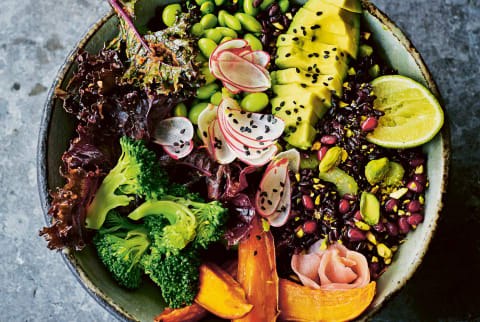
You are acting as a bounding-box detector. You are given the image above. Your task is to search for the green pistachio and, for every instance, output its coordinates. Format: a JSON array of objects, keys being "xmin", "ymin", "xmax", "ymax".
[
  {"xmin": 365, "ymin": 157, "xmax": 390, "ymax": 185},
  {"xmin": 360, "ymin": 192, "xmax": 380, "ymax": 225},
  {"xmin": 384, "ymin": 161, "xmax": 405, "ymax": 186},
  {"xmin": 319, "ymin": 147, "xmax": 343, "ymax": 173}
]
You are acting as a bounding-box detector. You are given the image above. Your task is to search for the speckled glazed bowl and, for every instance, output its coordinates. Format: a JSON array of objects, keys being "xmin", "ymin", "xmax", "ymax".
[{"xmin": 37, "ymin": 0, "xmax": 450, "ymax": 320}]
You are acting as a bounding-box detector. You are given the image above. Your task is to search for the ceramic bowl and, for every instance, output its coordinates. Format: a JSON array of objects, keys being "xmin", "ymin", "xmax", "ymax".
[{"xmin": 37, "ymin": 0, "xmax": 450, "ymax": 320}]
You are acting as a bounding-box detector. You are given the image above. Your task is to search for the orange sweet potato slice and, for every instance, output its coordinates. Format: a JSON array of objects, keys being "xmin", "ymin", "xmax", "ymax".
[
  {"xmin": 153, "ymin": 305, "xmax": 207, "ymax": 322},
  {"xmin": 235, "ymin": 216, "xmax": 279, "ymax": 322},
  {"xmin": 195, "ymin": 262, "xmax": 254, "ymax": 319},
  {"xmin": 279, "ymin": 279, "xmax": 376, "ymax": 322}
]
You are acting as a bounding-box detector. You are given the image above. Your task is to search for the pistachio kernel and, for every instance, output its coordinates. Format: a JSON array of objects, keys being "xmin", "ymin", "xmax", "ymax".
[{"xmin": 377, "ymin": 243, "xmax": 393, "ymax": 259}]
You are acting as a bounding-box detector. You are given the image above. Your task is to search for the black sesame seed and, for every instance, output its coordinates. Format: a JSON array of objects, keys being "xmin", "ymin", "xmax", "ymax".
[
  {"xmin": 294, "ymin": 108, "xmax": 299, "ymax": 113},
  {"xmin": 233, "ymin": 119, "xmax": 238, "ymax": 124},
  {"xmin": 285, "ymin": 53, "xmax": 291, "ymax": 57},
  {"xmin": 254, "ymin": 251, "xmax": 258, "ymax": 256},
  {"xmin": 295, "ymin": 67, "xmax": 300, "ymax": 73},
  {"xmin": 180, "ymin": 128, "xmax": 186, "ymax": 134},
  {"xmin": 328, "ymin": 76, "xmax": 334, "ymax": 80},
  {"xmin": 292, "ymin": 37, "xmax": 299, "ymax": 41},
  {"xmin": 286, "ymin": 110, "xmax": 292, "ymax": 115},
  {"xmin": 312, "ymin": 36, "xmax": 317, "ymax": 42},
  {"xmin": 281, "ymin": 37, "xmax": 286, "ymax": 41},
  {"xmin": 293, "ymin": 28, "xmax": 297, "ymax": 33},
  {"xmin": 297, "ymin": 116, "xmax": 302, "ymax": 121},
  {"xmin": 275, "ymin": 107, "xmax": 281, "ymax": 111},
  {"xmin": 323, "ymin": 82, "xmax": 329, "ymax": 86},
  {"xmin": 316, "ymin": 11, "xmax": 323, "ymax": 15},
  {"xmin": 265, "ymin": 125, "xmax": 270, "ymax": 133},
  {"xmin": 203, "ymin": 131, "xmax": 207, "ymax": 137},
  {"xmin": 280, "ymin": 101, "xmax": 285, "ymax": 107},
  {"xmin": 300, "ymin": 83, "xmax": 307, "ymax": 88},
  {"xmin": 256, "ymin": 235, "xmax": 261, "ymax": 240},
  {"xmin": 256, "ymin": 136, "xmax": 263, "ymax": 140},
  {"xmin": 267, "ymin": 200, "xmax": 273, "ymax": 205}
]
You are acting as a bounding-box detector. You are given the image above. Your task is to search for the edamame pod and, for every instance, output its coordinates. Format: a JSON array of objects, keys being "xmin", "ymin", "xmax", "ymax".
[
  {"xmin": 198, "ymin": 38, "xmax": 218, "ymax": 58},
  {"xmin": 223, "ymin": 12, "xmax": 242, "ymax": 31},
  {"xmin": 243, "ymin": 0, "xmax": 259, "ymax": 16},
  {"xmin": 195, "ymin": 53, "xmax": 208, "ymax": 63},
  {"xmin": 210, "ymin": 91, "xmax": 223, "ymax": 105},
  {"xmin": 260, "ymin": 0, "xmax": 275, "ymax": 10},
  {"xmin": 173, "ymin": 103, "xmax": 188, "ymax": 117},
  {"xmin": 218, "ymin": 10, "xmax": 228, "ymax": 27},
  {"xmin": 200, "ymin": 66, "xmax": 216, "ymax": 84},
  {"xmin": 195, "ymin": 0, "xmax": 208, "ymax": 5},
  {"xmin": 191, "ymin": 23, "xmax": 204, "ymax": 36},
  {"xmin": 220, "ymin": 36, "xmax": 233, "ymax": 43},
  {"xmin": 200, "ymin": 1, "xmax": 215, "ymax": 15},
  {"xmin": 189, "ymin": 102, "xmax": 209, "ymax": 124},
  {"xmin": 162, "ymin": 4, "xmax": 182, "ymax": 27},
  {"xmin": 235, "ymin": 13, "xmax": 262, "ymax": 32},
  {"xmin": 196, "ymin": 83, "xmax": 220, "ymax": 100},
  {"xmin": 278, "ymin": 0, "xmax": 290, "ymax": 13},
  {"xmin": 204, "ymin": 28, "xmax": 223, "ymax": 43},
  {"xmin": 215, "ymin": 27, "xmax": 238, "ymax": 38},
  {"xmin": 214, "ymin": 0, "xmax": 225, "ymax": 5},
  {"xmin": 244, "ymin": 33, "xmax": 263, "ymax": 51},
  {"xmin": 240, "ymin": 92, "xmax": 269, "ymax": 112},
  {"xmin": 200, "ymin": 14, "xmax": 218, "ymax": 29}
]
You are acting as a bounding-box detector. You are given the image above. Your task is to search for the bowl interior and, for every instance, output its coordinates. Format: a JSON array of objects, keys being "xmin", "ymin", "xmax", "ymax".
[{"xmin": 39, "ymin": 1, "xmax": 448, "ymax": 321}]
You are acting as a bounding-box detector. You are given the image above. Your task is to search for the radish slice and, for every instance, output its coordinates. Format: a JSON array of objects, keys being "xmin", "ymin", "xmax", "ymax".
[
  {"xmin": 223, "ymin": 82, "xmax": 241, "ymax": 94},
  {"xmin": 268, "ymin": 175, "xmax": 292, "ymax": 227},
  {"xmin": 209, "ymin": 39, "xmax": 249, "ymax": 77},
  {"xmin": 152, "ymin": 117, "xmax": 194, "ymax": 146},
  {"xmin": 240, "ymin": 50, "xmax": 270, "ymax": 67},
  {"xmin": 211, "ymin": 119, "xmax": 237, "ymax": 164},
  {"xmin": 211, "ymin": 57, "xmax": 265, "ymax": 93},
  {"xmin": 162, "ymin": 140, "xmax": 194, "ymax": 160},
  {"xmin": 275, "ymin": 149, "xmax": 301, "ymax": 173},
  {"xmin": 222, "ymin": 107, "xmax": 285, "ymax": 142},
  {"xmin": 255, "ymin": 158, "xmax": 289, "ymax": 217},
  {"xmin": 234, "ymin": 143, "xmax": 278, "ymax": 167},
  {"xmin": 216, "ymin": 51, "xmax": 271, "ymax": 90},
  {"xmin": 198, "ymin": 104, "xmax": 218, "ymax": 157}
]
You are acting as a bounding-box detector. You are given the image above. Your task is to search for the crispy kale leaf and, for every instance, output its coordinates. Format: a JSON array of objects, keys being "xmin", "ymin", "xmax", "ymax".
[{"xmin": 109, "ymin": 0, "xmax": 200, "ymax": 96}]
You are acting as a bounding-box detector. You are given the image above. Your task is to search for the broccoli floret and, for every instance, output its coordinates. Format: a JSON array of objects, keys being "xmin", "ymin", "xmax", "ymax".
[
  {"xmin": 128, "ymin": 200, "xmax": 197, "ymax": 255},
  {"xmin": 165, "ymin": 196, "xmax": 228, "ymax": 249},
  {"xmin": 86, "ymin": 136, "xmax": 168, "ymax": 229},
  {"xmin": 167, "ymin": 183, "xmax": 203, "ymax": 201},
  {"xmin": 93, "ymin": 211, "xmax": 151, "ymax": 289},
  {"xmin": 143, "ymin": 246, "xmax": 201, "ymax": 308}
]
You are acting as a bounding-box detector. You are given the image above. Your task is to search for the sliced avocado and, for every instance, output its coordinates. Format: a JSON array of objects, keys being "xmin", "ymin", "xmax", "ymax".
[
  {"xmin": 300, "ymin": 153, "xmax": 320, "ymax": 169},
  {"xmin": 323, "ymin": 0, "xmax": 362, "ymax": 13},
  {"xmin": 318, "ymin": 167, "xmax": 358, "ymax": 196},
  {"xmin": 273, "ymin": 67, "xmax": 343, "ymax": 95},
  {"xmin": 284, "ymin": 121, "xmax": 317, "ymax": 150},
  {"xmin": 276, "ymin": 46, "xmax": 348, "ymax": 76},
  {"xmin": 271, "ymin": 93, "xmax": 327, "ymax": 121},
  {"xmin": 384, "ymin": 161, "xmax": 405, "ymax": 186},
  {"xmin": 360, "ymin": 192, "xmax": 380, "ymax": 225},
  {"xmin": 273, "ymin": 84, "xmax": 333, "ymax": 108},
  {"xmin": 276, "ymin": 36, "xmax": 349, "ymax": 64},
  {"xmin": 365, "ymin": 157, "xmax": 390, "ymax": 185},
  {"xmin": 289, "ymin": 7, "xmax": 359, "ymax": 37}
]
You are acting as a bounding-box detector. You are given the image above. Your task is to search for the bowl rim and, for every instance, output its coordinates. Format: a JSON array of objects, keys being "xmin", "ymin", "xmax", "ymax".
[{"xmin": 37, "ymin": 1, "xmax": 451, "ymax": 321}]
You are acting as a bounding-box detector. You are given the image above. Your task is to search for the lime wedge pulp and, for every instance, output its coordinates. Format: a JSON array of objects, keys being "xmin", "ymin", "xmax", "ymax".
[{"xmin": 367, "ymin": 75, "xmax": 444, "ymax": 148}]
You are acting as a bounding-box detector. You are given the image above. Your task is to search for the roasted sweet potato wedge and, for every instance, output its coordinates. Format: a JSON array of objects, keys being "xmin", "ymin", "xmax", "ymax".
[
  {"xmin": 279, "ymin": 279, "xmax": 376, "ymax": 321},
  {"xmin": 195, "ymin": 262, "xmax": 253, "ymax": 319},
  {"xmin": 235, "ymin": 216, "xmax": 279, "ymax": 322},
  {"xmin": 153, "ymin": 305, "xmax": 207, "ymax": 322}
]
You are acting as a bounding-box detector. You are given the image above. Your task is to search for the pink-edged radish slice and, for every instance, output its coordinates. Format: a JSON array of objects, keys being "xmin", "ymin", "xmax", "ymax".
[
  {"xmin": 223, "ymin": 107, "xmax": 285, "ymax": 142},
  {"xmin": 152, "ymin": 117, "xmax": 194, "ymax": 146},
  {"xmin": 223, "ymin": 82, "xmax": 241, "ymax": 94},
  {"xmin": 197, "ymin": 104, "xmax": 218, "ymax": 156},
  {"xmin": 268, "ymin": 175, "xmax": 292, "ymax": 227},
  {"xmin": 255, "ymin": 158, "xmax": 289, "ymax": 217},
  {"xmin": 211, "ymin": 119, "xmax": 237, "ymax": 164},
  {"xmin": 211, "ymin": 57, "xmax": 261, "ymax": 93},
  {"xmin": 215, "ymin": 51, "xmax": 271, "ymax": 90},
  {"xmin": 234, "ymin": 143, "xmax": 278, "ymax": 167},
  {"xmin": 162, "ymin": 140, "xmax": 194, "ymax": 160},
  {"xmin": 274, "ymin": 149, "xmax": 301, "ymax": 173},
  {"xmin": 217, "ymin": 105, "xmax": 275, "ymax": 149},
  {"xmin": 240, "ymin": 50, "xmax": 270, "ymax": 68},
  {"xmin": 209, "ymin": 39, "xmax": 249, "ymax": 75}
]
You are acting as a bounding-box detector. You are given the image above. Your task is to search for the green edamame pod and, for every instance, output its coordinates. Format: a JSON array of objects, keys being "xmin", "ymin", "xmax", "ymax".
[
  {"xmin": 198, "ymin": 38, "xmax": 218, "ymax": 58},
  {"xmin": 195, "ymin": 0, "xmax": 208, "ymax": 5},
  {"xmin": 223, "ymin": 12, "xmax": 242, "ymax": 31},
  {"xmin": 214, "ymin": 0, "xmax": 225, "ymax": 5},
  {"xmin": 243, "ymin": 0, "xmax": 259, "ymax": 16},
  {"xmin": 218, "ymin": 10, "xmax": 228, "ymax": 27},
  {"xmin": 240, "ymin": 93, "xmax": 269, "ymax": 112},
  {"xmin": 210, "ymin": 91, "xmax": 223, "ymax": 105},
  {"xmin": 204, "ymin": 29, "xmax": 223, "ymax": 43},
  {"xmin": 244, "ymin": 33, "xmax": 263, "ymax": 51},
  {"xmin": 200, "ymin": 66, "xmax": 216, "ymax": 84},
  {"xmin": 189, "ymin": 102, "xmax": 209, "ymax": 125},
  {"xmin": 235, "ymin": 13, "xmax": 262, "ymax": 33},
  {"xmin": 220, "ymin": 36, "xmax": 233, "ymax": 43},
  {"xmin": 216, "ymin": 27, "xmax": 238, "ymax": 38},
  {"xmin": 162, "ymin": 4, "xmax": 182, "ymax": 27},
  {"xmin": 196, "ymin": 83, "xmax": 220, "ymax": 100},
  {"xmin": 278, "ymin": 0, "xmax": 290, "ymax": 13},
  {"xmin": 222, "ymin": 87, "xmax": 234, "ymax": 98},
  {"xmin": 195, "ymin": 53, "xmax": 208, "ymax": 63},
  {"xmin": 260, "ymin": 0, "xmax": 275, "ymax": 10},
  {"xmin": 200, "ymin": 1, "xmax": 215, "ymax": 15},
  {"xmin": 200, "ymin": 14, "xmax": 218, "ymax": 29},
  {"xmin": 173, "ymin": 103, "xmax": 188, "ymax": 117},
  {"xmin": 191, "ymin": 23, "xmax": 204, "ymax": 37}
]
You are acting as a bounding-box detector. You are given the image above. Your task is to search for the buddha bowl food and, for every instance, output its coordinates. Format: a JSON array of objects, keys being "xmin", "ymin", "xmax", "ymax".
[{"xmin": 38, "ymin": 0, "xmax": 448, "ymax": 320}]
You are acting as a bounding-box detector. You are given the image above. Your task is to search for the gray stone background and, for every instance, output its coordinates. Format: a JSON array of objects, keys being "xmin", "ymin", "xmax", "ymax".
[{"xmin": 0, "ymin": 0, "xmax": 479, "ymax": 321}]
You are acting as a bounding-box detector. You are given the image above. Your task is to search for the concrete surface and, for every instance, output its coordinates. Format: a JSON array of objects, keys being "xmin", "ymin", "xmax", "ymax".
[{"xmin": 0, "ymin": 0, "xmax": 479, "ymax": 321}]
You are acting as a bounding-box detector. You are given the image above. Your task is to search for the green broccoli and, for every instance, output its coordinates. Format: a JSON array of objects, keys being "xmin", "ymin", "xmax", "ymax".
[
  {"xmin": 167, "ymin": 183, "xmax": 203, "ymax": 201},
  {"xmin": 93, "ymin": 211, "xmax": 151, "ymax": 289},
  {"xmin": 142, "ymin": 246, "xmax": 201, "ymax": 308},
  {"xmin": 165, "ymin": 196, "xmax": 228, "ymax": 249},
  {"xmin": 128, "ymin": 200, "xmax": 197, "ymax": 255},
  {"xmin": 86, "ymin": 136, "xmax": 168, "ymax": 230}
]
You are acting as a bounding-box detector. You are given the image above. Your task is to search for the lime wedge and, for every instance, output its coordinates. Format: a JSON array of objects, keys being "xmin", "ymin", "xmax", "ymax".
[{"xmin": 367, "ymin": 75, "xmax": 444, "ymax": 148}]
